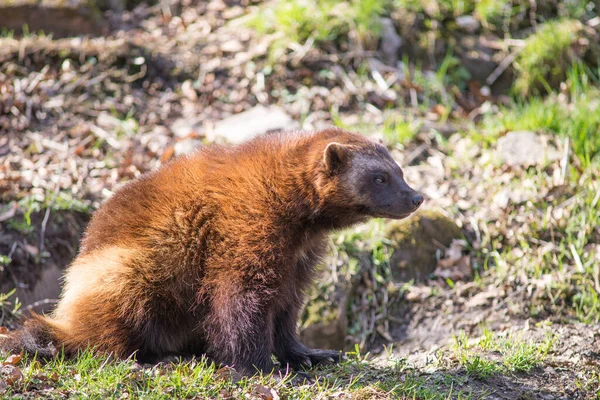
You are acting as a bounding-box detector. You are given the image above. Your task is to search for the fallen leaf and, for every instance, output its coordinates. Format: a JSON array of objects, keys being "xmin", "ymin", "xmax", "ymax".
[
  {"xmin": 0, "ymin": 327, "xmax": 8, "ymax": 334},
  {"xmin": 252, "ymin": 383, "xmax": 280, "ymax": 400},
  {"xmin": 3, "ymin": 354, "xmax": 21, "ymax": 366},
  {"xmin": 405, "ymin": 286, "xmax": 432, "ymax": 302},
  {"xmin": 434, "ymin": 256, "xmax": 472, "ymax": 281},
  {"xmin": 434, "ymin": 240, "xmax": 472, "ymax": 281},
  {"xmin": 466, "ymin": 288, "xmax": 504, "ymax": 308},
  {"xmin": 431, "ymin": 104, "xmax": 447, "ymax": 117},
  {"xmin": 3, "ymin": 365, "xmax": 23, "ymax": 386}
]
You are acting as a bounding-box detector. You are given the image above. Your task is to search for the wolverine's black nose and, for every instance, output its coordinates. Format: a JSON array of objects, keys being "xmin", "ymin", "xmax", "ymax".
[{"xmin": 412, "ymin": 194, "xmax": 424, "ymax": 207}]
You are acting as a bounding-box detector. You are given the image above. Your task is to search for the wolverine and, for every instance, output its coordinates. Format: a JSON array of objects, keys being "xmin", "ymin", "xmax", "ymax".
[{"xmin": 1, "ymin": 127, "xmax": 423, "ymax": 375}]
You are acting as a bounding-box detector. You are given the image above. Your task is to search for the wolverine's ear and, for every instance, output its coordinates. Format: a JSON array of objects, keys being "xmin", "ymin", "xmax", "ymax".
[{"xmin": 323, "ymin": 142, "xmax": 348, "ymax": 173}]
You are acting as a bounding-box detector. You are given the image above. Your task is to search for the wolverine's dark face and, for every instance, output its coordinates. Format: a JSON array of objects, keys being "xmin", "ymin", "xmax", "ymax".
[{"xmin": 322, "ymin": 141, "xmax": 423, "ymax": 219}]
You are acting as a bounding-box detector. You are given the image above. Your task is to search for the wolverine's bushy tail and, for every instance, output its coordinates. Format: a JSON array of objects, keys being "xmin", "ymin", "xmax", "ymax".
[{"xmin": 0, "ymin": 313, "xmax": 63, "ymax": 360}]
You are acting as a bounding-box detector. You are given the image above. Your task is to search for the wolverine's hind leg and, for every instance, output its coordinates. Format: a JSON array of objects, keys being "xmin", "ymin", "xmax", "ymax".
[{"xmin": 50, "ymin": 246, "xmax": 156, "ymax": 360}]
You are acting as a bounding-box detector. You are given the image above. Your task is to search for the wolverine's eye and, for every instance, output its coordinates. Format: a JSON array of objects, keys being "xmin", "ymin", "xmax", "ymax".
[{"xmin": 374, "ymin": 175, "xmax": 386, "ymax": 184}]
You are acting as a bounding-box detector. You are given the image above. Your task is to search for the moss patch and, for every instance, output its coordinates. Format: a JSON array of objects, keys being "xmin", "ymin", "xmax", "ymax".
[{"xmin": 386, "ymin": 209, "xmax": 463, "ymax": 282}]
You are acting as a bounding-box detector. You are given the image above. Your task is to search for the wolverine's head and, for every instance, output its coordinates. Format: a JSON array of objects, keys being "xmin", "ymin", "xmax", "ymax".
[{"xmin": 315, "ymin": 132, "xmax": 423, "ymax": 221}]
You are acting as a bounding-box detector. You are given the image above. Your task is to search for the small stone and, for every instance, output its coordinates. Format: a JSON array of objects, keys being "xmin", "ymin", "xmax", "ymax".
[
  {"xmin": 496, "ymin": 131, "xmax": 560, "ymax": 167},
  {"xmin": 220, "ymin": 39, "xmax": 244, "ymax": 53},
  {"xmin": 456, "ymin": 15, "xmax": 480, "ymax": 33},
  {"xmin": 210, "ymin": 105, "xmax": 298, "ymax": 145},
  {"xmin": 222, "ymin": 6, "xmax": 244, "ymax": 19},
  {"xmin": 181, "ymin": 80, "xmax": 198, "ymax": 101},
  {"xmin": 97, "ymin": 112, "xmax": 121, "ymax": 130},
  {"xmin": 170, "ymin": 118, "xmax": 203, "ymax": 138},
  {"xmin": 493, "ymin": 189, "xmax": 510, "ymax": 209},
  {"xmin": 544, "ymin": 366, "xmax": 556, "ymax": 375},
  {"xmin": 174, "ymin": 139, "xmax": 203, "ymax": 157}
]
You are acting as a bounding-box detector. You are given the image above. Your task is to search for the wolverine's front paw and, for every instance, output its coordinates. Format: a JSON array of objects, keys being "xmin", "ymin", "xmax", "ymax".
[
  {"xmin": 280, "ymin": 348, "xmax": 343, "ymax": 370},
  {"xmin": 307, "ymin": 348, "xmax": 343, "ymax": 366}
]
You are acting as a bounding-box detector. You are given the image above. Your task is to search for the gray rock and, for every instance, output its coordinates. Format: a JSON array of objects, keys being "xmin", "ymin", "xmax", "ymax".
[
  {"xmin": 379, "ymin": 18, "xmax": 403, "ymax": 65},
  {"xmin": 209, "ymin": 105, "xmax": 298, "ymax": 144},
  {"xmin": 170, "ymin": 118, "xmax": 204, "ymax": 138},
  {"xmin": 174, "ymin": 139, "xmax": 203, "ymax": 157},
  {"xmin": 497, "ymin": 131, "xmax": 560, "ymax": 167},
  {"xmin": 456, "ymin": 15, "xmax": 480, "ymax": 33},
  {"xmin": 220, "ymin": 39, "xmax": 244, "ymax": 53}
]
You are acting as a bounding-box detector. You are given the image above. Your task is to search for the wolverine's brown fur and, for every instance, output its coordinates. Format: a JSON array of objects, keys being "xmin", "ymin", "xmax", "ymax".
[{"xmin": 1, "ymin": 128, "xmax": 422, "ymax": 374}]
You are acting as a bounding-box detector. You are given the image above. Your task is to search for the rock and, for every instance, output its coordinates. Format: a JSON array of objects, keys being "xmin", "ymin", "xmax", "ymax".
[
  {"xmin": 379, "ymin": 18, "xmax": 403, "ymax": 66},
  {"xmin": 174, "ymin": 139, "xmax": 203, "ymax": 157},
  {"xmin": 222, "ymin": 6, "xmax": 244, "ymax": 20},
  {"xmin": 209, "ymin": 106, "xmax": 299, "ymax": 144},
  {"xmin": 220, "ymin": 39, "xmax": 244, "ymax": 53},
  {"xmin": 386, "ymin": 209, "xmax": 463, "ymax": 282},
  {"xmin": 496, "ymin": 131, "xmax": 560, "ymax": 167},
  {"xmin": 170, "ymin": 118, "xmax": 204, "ymax": 138},
  {"xmin": 0, "ymin": 0, "xmax": 106, "ymax": 38},
  {"xmin": 456, "ymin": 15, "xmax": 480, "ymax": 33}
]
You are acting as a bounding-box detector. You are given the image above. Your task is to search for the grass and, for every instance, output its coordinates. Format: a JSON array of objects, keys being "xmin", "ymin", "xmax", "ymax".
[
  {"xmin": 3, "ymin": 192, "xmax": 91, "ymax": 235},
  {"xmin": 0, "ymin": 326, "xmax": 560, "ymax": 398},
  {"xmin": 481, "ymin": 61, "xmax": 600, "ymax": 166},
  {"xmin": 393, "ymin": 0, "xmax": 478, "ymax": 19},
  {"xmin": 513, "ymin": 19, "xmax": 584, "ymax": 96},
  {"xmin": 0, "ymin": 348, "xmax": 483, "ymax": 399},
  {"xmin": 393, "ymin": 0, "xmax": 595, "ymax": 27},
  {"xmin": 458, "ymin": 136, "xmax": 599, "ymax": 324},
  {"xmin": 452, "ymin": 328, "xmax": 554, "ymax": 379},
  {"xmin": 471, "ymin": 65, "xmax": 599, "ymax": 325},
  {"xmin": 247, "ymin": 0, "xmax": 387, "ymax": 62},
  {"xmin": 462, "ymin": 356, "xmax": 499, "ymax": 380},
  {"xmin": 0, "ymin": 290, "xmax": 21, "ymax": 327},
  {"xmin": 382, "ymin": 115, "xmax": 422, "ymax": 147}
]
